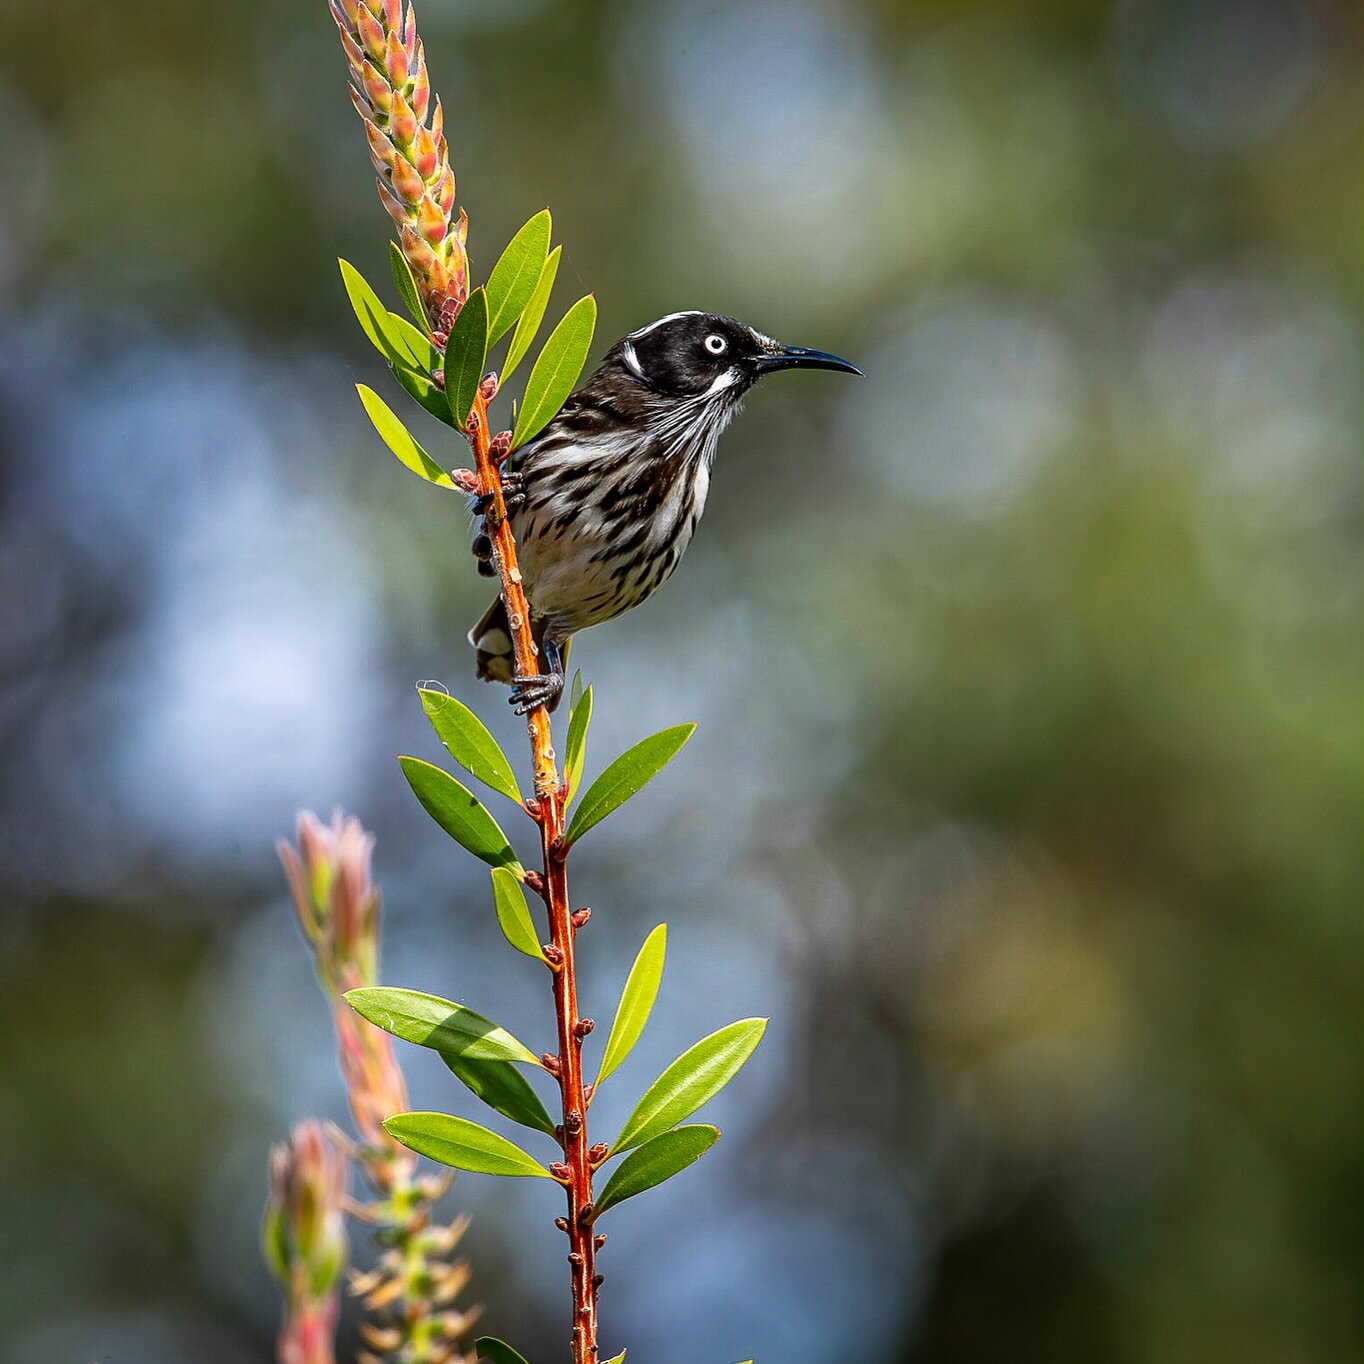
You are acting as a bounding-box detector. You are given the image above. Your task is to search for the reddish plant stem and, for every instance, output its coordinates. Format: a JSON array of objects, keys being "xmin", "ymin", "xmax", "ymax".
[
  {"xmin": 543, "ymin": 823, "xmax": 598, "ymax": 1363},
  {"xmin": 466, "ymin": 390, "xmax": 599, "ymax": 1363}
]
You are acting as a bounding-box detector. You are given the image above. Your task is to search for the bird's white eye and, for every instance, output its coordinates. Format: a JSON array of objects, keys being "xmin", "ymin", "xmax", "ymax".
[{"xmin": 704, "ymin": 333, "xmax": 727, "ymax": 355}]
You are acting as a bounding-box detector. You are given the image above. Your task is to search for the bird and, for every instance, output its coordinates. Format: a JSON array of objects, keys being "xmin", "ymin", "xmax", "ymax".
[{"xmin": 468, "ymin": 310, "xmax": 861, "ymax": 712}]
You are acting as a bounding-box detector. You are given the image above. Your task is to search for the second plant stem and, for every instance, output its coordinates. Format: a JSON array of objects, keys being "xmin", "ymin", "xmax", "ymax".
[{"xmin": 467, "ymin": 391, "xmax": 600, "ymax": 1363}]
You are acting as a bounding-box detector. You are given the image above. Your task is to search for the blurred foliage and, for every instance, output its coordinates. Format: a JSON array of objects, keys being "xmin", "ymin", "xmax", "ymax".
[{"xmin": 0, "ymin": 0, "xmax": 1360, "ymax": 1361}]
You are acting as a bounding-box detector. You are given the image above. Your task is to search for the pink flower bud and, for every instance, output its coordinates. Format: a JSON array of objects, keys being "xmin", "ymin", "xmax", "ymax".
[
  {"xmin": 412, "ymin": 124, "xmax": 439, "ymax": 182},
  {"xmin": 360, "ymin": 59, "xmax": 393, "ymax": 116},
  {"xmin": 279, "ymin": 811, "xmax": 381, "ymax": 989},
  {"xmin": 388, "ymin": 89, "xmax": 418, "ymax": 147},
  {"xmin": 391, "ymin": 153, "xmax": 425, "ymax": 207},
  {"xmin": 357, "ymin": 6, "xmax": 386, "ymax": 62},
  {"xmin": 417, "ymin": 192, "xmax": 446, "ymax": 246},
  {"xmin": 383, "ymin": 30, "xmax": 408, "ymax": 88},
  {"xmin": 377, "ymin": 177, "xmax": 410, "ymax": 230},
  {"xmin": 263, "ymin": 1120, "xmax": 348, "ymax": 1300}
]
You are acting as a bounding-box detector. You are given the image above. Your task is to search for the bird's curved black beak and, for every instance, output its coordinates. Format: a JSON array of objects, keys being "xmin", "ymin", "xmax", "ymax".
[{"xmin": 755, "ymin": 345, "xmax": 863, "ymax": 377}]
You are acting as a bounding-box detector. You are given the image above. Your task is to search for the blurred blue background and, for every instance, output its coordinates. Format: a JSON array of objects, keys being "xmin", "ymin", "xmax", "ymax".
[{"xmin": 0, "ymin": 0, "xmax": 1361, "ymax": 1360}]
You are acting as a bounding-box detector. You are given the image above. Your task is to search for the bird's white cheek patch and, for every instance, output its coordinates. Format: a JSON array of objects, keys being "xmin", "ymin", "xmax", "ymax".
[{"xmin": 701, "ymin": 368, "xmax": 742, "ymax": 397}]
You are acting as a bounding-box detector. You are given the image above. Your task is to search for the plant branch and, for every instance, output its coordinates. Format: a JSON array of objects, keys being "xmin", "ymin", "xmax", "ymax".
[{"xmin": 464, "ymin": 393, "xmax": 599, "ymax": 1363}]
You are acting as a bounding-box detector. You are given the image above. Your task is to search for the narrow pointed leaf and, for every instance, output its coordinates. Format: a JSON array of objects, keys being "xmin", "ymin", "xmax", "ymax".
[
  {"xmin": 511, "ymin": 295, "xmax": 597, "ymax": 449},
  {"xmin": 357, "ymin": 385, "xmax": 455, "ymax": 487},
  {"xmin": 563, "ymin": 723, "xmax": 696, "ymax": 849},
  {"xmin": 491, "ymin": 867, "xmax": 545, "ymax": 961},
  {"xmin": 391, "ymin": 363, "xmax": 456, "ymax": 424},
  {"xmin": 594, "ymin": 1125, "xmax": 719, "ymax": 1217},
  {"xmin": 502, "ymin": 245, "xmax": 561, "ymax": 381},
  {"xmin": 563, "ymin": 683, "xmax": 593, "ymax": 806},
  {"xmin": 347, "ymin": 986, "xmax": 540, "ymax": 1065},
  {"xmin": 596, "ymin": 923, "xmax": 666, "ymax": 1087},
  {"xmin": 398, "ymin": 757, "xmax": 522, "ymax": 874},
  {"xmin": 390, "ymin": 240, "xmax": 431, "ymax": 333},
  {"xmin": 569, "ymin": 669, "xmax": 584, "ymax": 715},
  {"xmin": 419, "ymin": 687, "xmax": 522, "ymax": 804},
  {"xmin": 444, "ymin": 286, "xmax": 489, "ymax": 428},
  {"xmin": 612, "ymin": 1018, "xmax": 766, "ymax": 1153},
  {"xmin": 603, "ymin": 1355, "xmax": 627, "ymax": 1364},
  {"xmin": 384, "ymin": 1112, "xmax": 553, "ymax": 1178},
  {"xmin": 389, "ymin": 313, "xmax": 441, "ymax": 373},
  {"xmin": 443, "ymin": 1052, "xmax": 556, "ymax": 1134},
  {"xmin": 485, "ymin": 209, "xmax": 552, "ymax": 344},
  {"xmin": 340, "ymin": 258, "xmax": 432, "ymax": 369},
  {"xmin": 476, "ymin": 1339, "xmax": 531, "ymax": 1364}
]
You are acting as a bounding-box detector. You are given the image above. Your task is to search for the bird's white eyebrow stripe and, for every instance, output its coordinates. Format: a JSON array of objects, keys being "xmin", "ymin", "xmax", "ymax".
[{"xmin": 629, "ymin": 310, "xmax": 703, "ymax": 339}]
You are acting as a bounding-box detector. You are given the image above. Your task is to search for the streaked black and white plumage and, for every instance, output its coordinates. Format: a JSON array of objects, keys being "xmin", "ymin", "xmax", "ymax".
[{"xmin": 470, "ymin": 310, "xmax": 860, "ymax": 711}]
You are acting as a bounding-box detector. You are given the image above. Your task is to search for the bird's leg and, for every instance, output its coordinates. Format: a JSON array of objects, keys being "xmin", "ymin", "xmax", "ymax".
[{"xmin": 511, "ymin": 635, "xmax": 565, "ymax": 715}]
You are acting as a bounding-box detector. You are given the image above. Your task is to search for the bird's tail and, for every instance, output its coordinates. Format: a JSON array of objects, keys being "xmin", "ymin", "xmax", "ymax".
[{"xmin": 470, "ymin": 597, "xmax": 516, "ymax": 684}]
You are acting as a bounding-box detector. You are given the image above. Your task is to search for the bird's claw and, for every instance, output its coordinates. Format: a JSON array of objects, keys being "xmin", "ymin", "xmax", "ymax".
[
  {"xmin": 510, "ymin": 671, "xmax": 563, "ymax": 715},
  {"xmin": 471, "ymin": 473, "xmax": 524, "ymax": 521}
]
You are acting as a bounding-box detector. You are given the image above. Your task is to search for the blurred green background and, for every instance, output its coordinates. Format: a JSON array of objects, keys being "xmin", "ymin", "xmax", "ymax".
[{"xmin": 0, "ymin": 0, "xmax": 1360, "ymax": 1360}]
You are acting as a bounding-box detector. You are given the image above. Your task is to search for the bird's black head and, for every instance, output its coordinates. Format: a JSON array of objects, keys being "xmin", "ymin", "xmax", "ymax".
[{"xmin": 610, "ymin": 311, "xmax": 861, "ymax": 400}]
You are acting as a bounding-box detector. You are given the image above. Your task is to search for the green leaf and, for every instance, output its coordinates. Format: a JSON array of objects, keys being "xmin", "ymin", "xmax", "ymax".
[
  {"xmin": 512, "ymin": 295, "xmax": 597, "ymax": 449},
  {"xmin": 563, "ymin": 723, "xmax": 696, "ymax": 849},
  {"xmin": 357, "ymin": 385, "xmax": 455, "ymax": 487},
  {"xmin": 594, "ymin": 1125, "xmax": 719, "ymax": 1217},
  {"xmin": 443, "ymin": 1052, "xmax": 556, "ymax": 1133},
  {"xmin": 596, "ymin": 923, "xmax": 666, "ymax": 1087},
  {"xmin": 612, "ymin": 1018, "xmax": 766, "ymax": 1154},
  {"xmin": 485, "ymin": 209, "xmax": 552, "ymax": 344},
  {"xmin": 502, "ymin": 245, "xmax": 561, "ymax": 381},
  {"xmin": 475, "ymin": 1339, "xmax": 531, "ymax": 1364},
  {"xmin": 399, "ymin": 756, "xmax": 522, "ymax": 874},
  {"xmin": 384, "ymin": 1112, "xmax": 553, "ymax": 1178},
  {"xmin": 569, "ymin": 669, "xmax": 584, "ymax": 715},
  {"xmin": 347, "ymin": 986, "xmax": 539, "ymax": 1065},
  {"xmin": 389, "ymin": 313, "xmax": 442, "ymax": 374},
  {"xmin": 602, "ymin": 1355, "xmax": 627, "ymax": 1364},
  {"xmin": 390, "ymin": 240, "xmax": 430, "ymax": 333},
  {"xmin": 563, "ymin": 683, "xmax": 593, "ymax": 806},
  {"xmin": 491, "ymin": 867, "xmax": 546, "ymax": 961},
  {"xmin": 419, "ymin": 687, "xmax": 522, "ymax": 804},
  {"xmin": 391, "ymin": 363, "xmax": 456, "ymax": 424},
  {"xmin": 444, "ymin": 286, "xmax": 489, "ymax": 428},
  {"xmin": 339, "ymin": 258, "xmax": 432, "ymax": 370}
]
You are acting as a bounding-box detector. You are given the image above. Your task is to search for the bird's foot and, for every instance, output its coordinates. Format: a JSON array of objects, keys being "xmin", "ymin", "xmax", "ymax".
[
  {"xmin": 510, "ymin": 670, "xmax": 563, "ymax": 716},
  {"xmin": 471, "ymin": 473, "xmax": 524, "ymax": 521}
]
